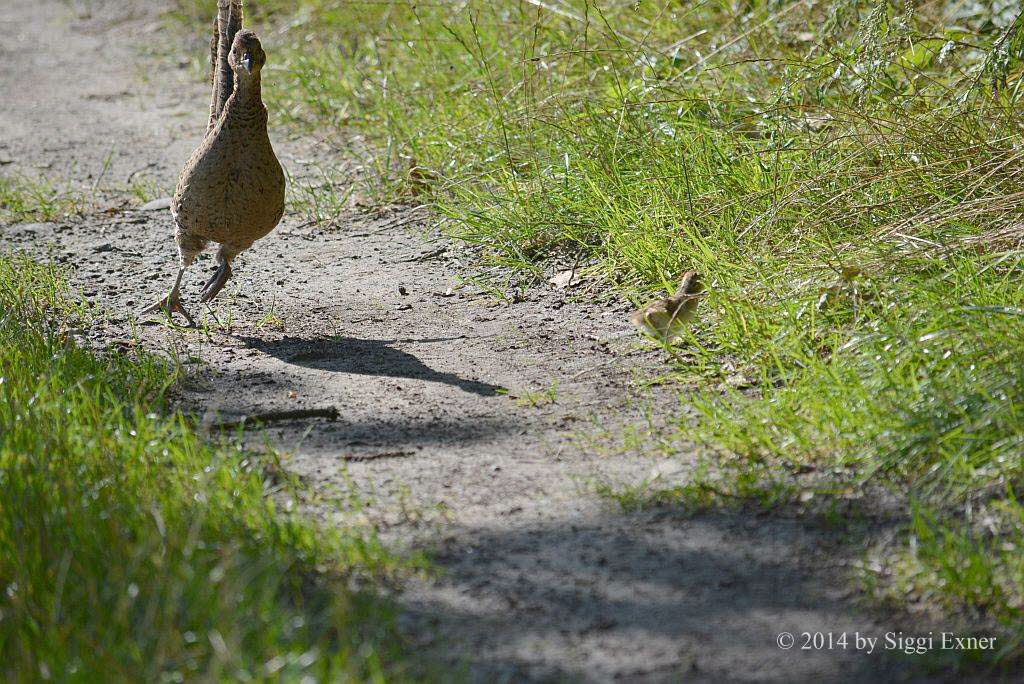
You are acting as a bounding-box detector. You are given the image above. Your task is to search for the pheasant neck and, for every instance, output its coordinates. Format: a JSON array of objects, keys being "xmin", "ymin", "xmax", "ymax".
[{"xmin": 224, "ymin": 74, "xmax": 266, "ymax": 123}]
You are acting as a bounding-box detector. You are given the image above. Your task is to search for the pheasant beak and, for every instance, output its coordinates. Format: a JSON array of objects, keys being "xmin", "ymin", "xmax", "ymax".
[{"xmin": 240, "ymin": 52, "xmax": 254, "ymax": 74}]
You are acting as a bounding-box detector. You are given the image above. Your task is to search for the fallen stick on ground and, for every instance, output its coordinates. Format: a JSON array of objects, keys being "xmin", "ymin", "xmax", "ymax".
[
  {"xmin": 208, "ymin": 407, "xmax": 340, "ymax": 431},
  {"xmin": 343, "ymin": 450, "xmax": 413, "ymax": 462},
  {"xmin": 401, "ymin": 246, "xmax": 447, "ymax": 262}
]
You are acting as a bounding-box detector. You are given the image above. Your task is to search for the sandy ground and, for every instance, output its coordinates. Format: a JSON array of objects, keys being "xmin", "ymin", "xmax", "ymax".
[{"xmin": 0, "ymin": 1, "xmax": 949, "ymax": 681}]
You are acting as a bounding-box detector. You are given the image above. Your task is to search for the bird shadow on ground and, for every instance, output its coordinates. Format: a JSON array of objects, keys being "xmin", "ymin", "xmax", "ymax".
[{"xmin": 234, "ymin": 334, "xmax": 505, "ymax": 397}]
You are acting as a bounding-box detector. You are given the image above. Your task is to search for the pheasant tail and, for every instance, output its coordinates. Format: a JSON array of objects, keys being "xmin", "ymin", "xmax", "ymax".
[
  {"xmin": 208, "ymin": 0, "xmax": 245, "ymax": 132},
  {"xmin": 206, "ymin": 16, "xmax": 219, "ymax": 131}
]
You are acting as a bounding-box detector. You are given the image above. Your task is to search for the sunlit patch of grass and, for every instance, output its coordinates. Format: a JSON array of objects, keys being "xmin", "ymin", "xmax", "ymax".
[
  {"xmin": 499, "ymin": 381, "xmax": 559, "ymax": 408},
  {"xmin": 286, "ymin": 164, "xmax": 354, "ymax": 228},
  {"xmin": 0, "ymin": 174, "xmax": 85, "ymax": 223},
  {"xmin": 126, "ymin": 176, "xmax": 167, "ymax": 205},
  {"xmin": 0, "ymin": 254, "xmax": 422, "ymax": 680}
]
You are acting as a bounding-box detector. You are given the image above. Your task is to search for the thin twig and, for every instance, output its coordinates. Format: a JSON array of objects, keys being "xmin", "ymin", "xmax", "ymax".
[
  {"xmin": 371, "ymin": 215, "xmax": 425, "ymax": 234},
  {"xmin": 401, "ymin": 246, "xmax": 448, "ymax": 262},
  {"xmin": 209, "ymin": 406, "xmax": 340, "ymax": 431},
  {"xmin": 570, "ymin": 357, "xmax": 619, "ymax": 380},
  {"xmin": 342, "ymin": 450, "xmax": 413, "ymax": 462}
]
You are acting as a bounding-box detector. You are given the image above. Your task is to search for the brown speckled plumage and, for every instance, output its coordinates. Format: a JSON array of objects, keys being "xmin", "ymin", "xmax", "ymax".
[
  {"xmin": 140, "ymin": 0, "xmax": 284, "ymax": 324},
  {"xmin": 629, "ymin": 270, "xmax": 706, "ymax": 342},
  {"xmin": 173, "ymin": 28, "xmax": 285, "ymax": 267}
]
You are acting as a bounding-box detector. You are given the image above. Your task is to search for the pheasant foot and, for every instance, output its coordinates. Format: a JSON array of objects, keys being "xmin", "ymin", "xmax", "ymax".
[
  {"xmin": 138, "ymin": 292, "xmax": 196, "ymax": 327},
  {"xmin": 138, "ymin": 267, "xmax": 195, "ymax": 326},
  {"xmin": 199, "ymin": 259, "xmax": 232, "ymax": 303}
]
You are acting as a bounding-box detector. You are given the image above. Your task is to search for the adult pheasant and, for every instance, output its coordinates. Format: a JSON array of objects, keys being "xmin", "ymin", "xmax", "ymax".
[{"xmin": 141, "ymin": 0, "xmax": 285, "ymax": 325}]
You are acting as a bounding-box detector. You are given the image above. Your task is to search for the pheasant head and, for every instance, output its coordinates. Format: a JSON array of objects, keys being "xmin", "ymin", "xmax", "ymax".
[{"xmin": 229, "ymin": 30, "xmax": 267, "ymax": 78}]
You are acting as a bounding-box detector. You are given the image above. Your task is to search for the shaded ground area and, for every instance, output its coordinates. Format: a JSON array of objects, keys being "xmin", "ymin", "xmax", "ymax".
[{"xmin": 0, "ymin": 1, "xmax": 946, "ymax": 681}]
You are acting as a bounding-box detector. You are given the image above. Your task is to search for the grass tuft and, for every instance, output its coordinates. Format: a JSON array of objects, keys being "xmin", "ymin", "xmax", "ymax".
[{"xmin": 0, "ymin": 175, "xmax": 85, "ymax": 223}]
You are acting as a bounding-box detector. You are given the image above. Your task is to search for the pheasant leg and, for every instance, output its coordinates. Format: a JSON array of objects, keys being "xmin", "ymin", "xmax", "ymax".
[
  {"xmin": 138, "ymin": 267, "xmax": 195, "ymax": 326},
  {"xmin": 199, "ymin": 254, "xmax": 232, "ymax": 303}
]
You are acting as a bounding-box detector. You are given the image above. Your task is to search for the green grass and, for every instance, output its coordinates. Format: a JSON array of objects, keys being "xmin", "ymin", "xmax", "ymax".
[
  {"xmin": 0, "ymin": 255, "xmax": 419, "ymax": 680},
  {"xmin": 169, "ymin": 0, "xmax": 1024, "ymax": 665},
  {"xmin": 0, "ymin": 175, "xmax": 85, "ymax": 223},
  {"xmin": 127, "ymin": 176, "xmax": 169, "ymax": 206},
  {"xmin": 499, "ymin": 381, "xmax": 560, "ymax": 408}
]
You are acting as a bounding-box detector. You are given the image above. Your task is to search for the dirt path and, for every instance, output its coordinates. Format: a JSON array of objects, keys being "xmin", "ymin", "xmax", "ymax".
[{"xmin": 1, "ymin": 2, "xmax": 927, "ymax": 681}]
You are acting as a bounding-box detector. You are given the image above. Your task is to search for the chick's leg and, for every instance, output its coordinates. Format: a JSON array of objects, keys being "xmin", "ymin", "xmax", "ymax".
[{"xmin": 199, "ymin": 245, "xmax": 238, "ymax": 303}]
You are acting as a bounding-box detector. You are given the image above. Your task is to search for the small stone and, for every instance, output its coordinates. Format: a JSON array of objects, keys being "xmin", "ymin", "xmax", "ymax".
[
  {"xmin": 549, "ymin": 269, "xmax": 576, "ymax": 289},
  {"xmin": 138, "ymin": 197, "xmax": 172, "ymax": 211}
]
